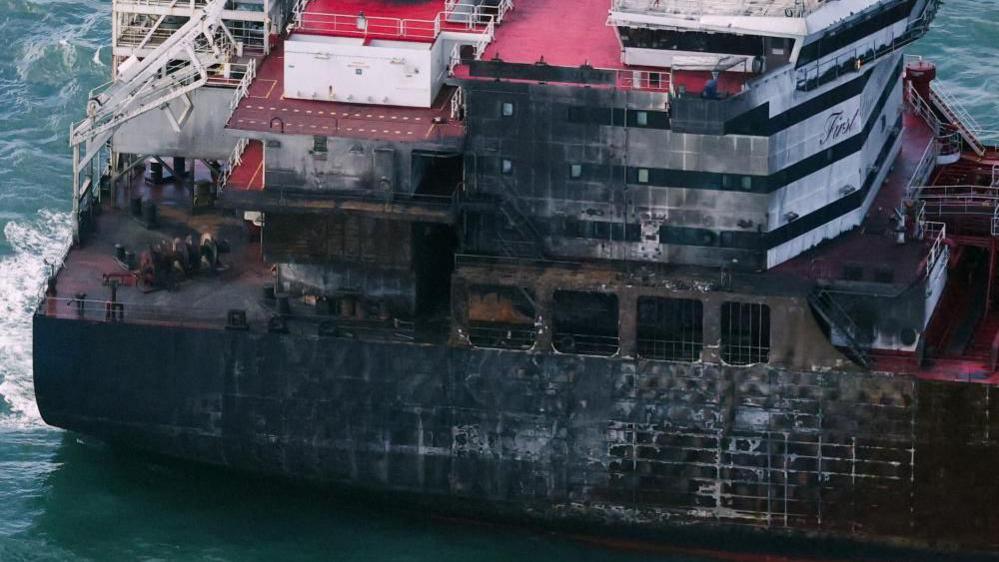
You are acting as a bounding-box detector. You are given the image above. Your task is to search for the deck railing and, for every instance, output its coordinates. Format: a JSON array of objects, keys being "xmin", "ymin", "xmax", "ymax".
[
  {"xmin": 37, "ymin": 296, "xmax": 423, "ymax": 341},
  {"xmin": 924, "ymin": 220, "xmax": 948, "ymax": 280},
  {"xmin": 612, "ymin": 0, "xmax": 817, "ymax": 18},
  {"xmin": 615, "ymin": 69, "xmax": 671, "ymax": 92},
  {"xmin": 228, "ymin": 57, "xmax": 256, "ymax": 112},
  {"xmin": 38, "ymin": 297, "xmax": 228, "ymax": 328},
  {"xmin": 914, "ymin": 186, "xmax": 999, "ymax": 217},
  {"xmin": 294, "ymin": 1, "xmax": 509, "ymax": 41},
  {"xmin": 444, "ymin": 0, "xmax": 514, "ymax": 25},
  {"xmin": 114, "ymin": 0, "xmax": 234, "ymax": 10},
  {"xmin": 795, "ymin": 2, "xmax": 939, "ymax": 93},
  {"xmin": 904, "ymin": 138, "xmax": 940, "ymax": 201},
  {"xmin": 926, "ymin": 82, "xmax": 999, "ymax": 158},
  {"xmin": 298, "ymin": 12, "xmax": 441, "ymax": 40},
  {"xmin": 220, "ymin": 137, "xmax": 250, "ymax": 193},
  {"xmin": 906, "ymin": 81, "xmax": 941, "ymax": 135}
]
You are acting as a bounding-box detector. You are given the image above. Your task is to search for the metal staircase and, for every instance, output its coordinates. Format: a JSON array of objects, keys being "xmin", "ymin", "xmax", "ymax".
[
  {"xmin": 929, "ymin": 82, "xmax": 988, "ymax": 157},
  {"xmin": 808, "ymin": 289, "xmax": 870, "ymax": 368},
  {"xmin": 495, "ymin": 185, "xmax": 546, "ymax": 259},
  {"xmin": 69, "ymin": 0, "xmax": 234, "ymax": 240},
  {"xmin": 495, "ymin": 179, "xmax": 546, "ymax": 259}
]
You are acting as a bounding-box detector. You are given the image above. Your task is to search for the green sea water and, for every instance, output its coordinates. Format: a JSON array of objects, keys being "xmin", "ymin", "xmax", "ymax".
[{"xmin": 0, "ymin": 1, "xmax": 996, "ymax": 560}]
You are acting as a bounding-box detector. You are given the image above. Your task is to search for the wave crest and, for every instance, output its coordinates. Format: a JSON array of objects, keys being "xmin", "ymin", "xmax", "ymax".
[{"xmin": 0, "ymin": 210, "xmax": 71, "ymax": 428}]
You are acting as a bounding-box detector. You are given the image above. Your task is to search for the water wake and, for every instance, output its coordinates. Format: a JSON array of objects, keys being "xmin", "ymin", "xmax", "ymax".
[{"xmin": 0, "ymin": 210, "xmax": 71, "ymax": 428}]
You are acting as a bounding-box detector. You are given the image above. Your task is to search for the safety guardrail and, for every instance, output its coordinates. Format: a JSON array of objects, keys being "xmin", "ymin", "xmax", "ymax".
[
  {"xmin": 227, "ymin": 57, "xmax": 256, "ymax": 111},
  {"xmin": 220, "ymin": 137, "xmax": 250, "ymax": 193}
]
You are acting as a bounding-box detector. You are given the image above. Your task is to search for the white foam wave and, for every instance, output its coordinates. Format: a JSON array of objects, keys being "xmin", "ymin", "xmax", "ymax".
[{"xmin": 0, "ymin": 210, "xmax": 71, "ymax": 428}]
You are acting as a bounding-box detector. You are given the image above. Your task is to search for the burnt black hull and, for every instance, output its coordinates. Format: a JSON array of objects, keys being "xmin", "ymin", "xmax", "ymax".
[{"xmin": 32, "ymin": 314, "xmax": 999, "ymax": 554}]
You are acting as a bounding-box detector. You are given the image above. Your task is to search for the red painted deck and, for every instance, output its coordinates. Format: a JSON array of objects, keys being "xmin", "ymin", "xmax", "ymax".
[
  {"xmin": 459, "ymin": 0, "xmax": 745, "ymax": 95},
  {"xmin": 481, "ymin": 0, "xmax": 621, "ymax": 69},
  {"xmin": 226, "ymin": 140, "xmax": 264, "ymax": 192},
  {"xmin": 775, "ymin": 111, "xmax": 935, "ymax": 285},
  {"xmin": 226, "ymin": 42, "xmax": 464, "ymax": 142},
  {"xmin": 298, "ymin": 0, "xmax": 489, "ymax": 42}
]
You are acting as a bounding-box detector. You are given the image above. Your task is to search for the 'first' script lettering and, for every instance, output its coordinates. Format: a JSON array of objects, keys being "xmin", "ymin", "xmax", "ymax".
[{"xmin": 820, "ymin": 108, "xmax": 861, "ymax": 146}]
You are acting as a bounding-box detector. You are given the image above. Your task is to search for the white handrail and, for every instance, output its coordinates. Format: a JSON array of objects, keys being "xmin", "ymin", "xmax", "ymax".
[
  {"xmin": 904, "ymin": 139, "xmax": 939, "ymax": 201},
  {"xmin": 220, "ymin": 137, "xmax": 249, "ymax": 193},
  {"xmin": 228, "ymin": 57, "xmax": 256, "ymax": 112},
  {"xmin": 907, "ymin": 82, "xmax": 941, "ymax": 135},
  {"xmin": 925, "ymin": 220, "xmax": 947, "ymax": 278}
]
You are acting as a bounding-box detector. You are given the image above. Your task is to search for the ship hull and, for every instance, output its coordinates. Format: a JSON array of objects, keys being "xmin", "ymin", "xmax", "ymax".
[{"xmin": 32, "ymin": 314, "xmax": 999, "ymax": 553}]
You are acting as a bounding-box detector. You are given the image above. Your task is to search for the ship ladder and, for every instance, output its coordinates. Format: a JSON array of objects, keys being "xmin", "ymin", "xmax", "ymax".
[{"xmin": 808, "ymin": 289, "xmax": 871, "ymax": 368}]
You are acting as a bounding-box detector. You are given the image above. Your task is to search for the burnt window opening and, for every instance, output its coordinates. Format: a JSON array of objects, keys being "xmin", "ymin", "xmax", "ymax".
[
  {"xmin": 842, "ymin": 264, "xmax": 864, "ymax": 281},
  {"xmin": 501, "ymin": 102, "xmax": 515, "ymax": 117},
  {"xmin": 412, "ymin": 151, "xmax": 462, "ymax": 196},
  {"xmin": 562, "ymin": 218, "xmax": 641, "ymax": 242},
  {"xmin": 553, "ymin": 290, "xmax": 619, "ymax": 356},
  {"xmin": 720, "ymin": 302, "xmax": 771, "ymax": 365},
  {"xmin": 467, "ymin": 286, "xmax": 537, "ymax": 350},
  {"xmin": 874, "ymin": 266, "xmax": 894, "ymax": 284},
  {"xmin": 637, "ymin": 297, "xmax": 703, "ymax": 362},
  {"xmin": 313, "ymin": 136, "xmax": 328, "ymax": 153}
]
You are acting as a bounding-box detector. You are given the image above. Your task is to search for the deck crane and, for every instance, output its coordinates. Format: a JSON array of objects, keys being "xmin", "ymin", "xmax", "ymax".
[{"xmin": 69, "ymin": 0, "xmax": 235, "ymax": 241}]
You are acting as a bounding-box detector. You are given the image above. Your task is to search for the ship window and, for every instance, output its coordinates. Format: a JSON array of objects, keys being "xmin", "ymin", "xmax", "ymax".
[
  {"xmin": 570, "ymin": 164, "xmax": 583, "ymax": 179},
  {"xmin": 637, "ymin": 297, "xmax": 703, "ymax": 362},
  {"xmin": 553, "ymin": 291, "xmax": 619, "ymax": 356},
  {"xmin": 467, "ymin": 285, "xmax": 537, "ymax": 350},
  {"xmin": 635, "ymin": 111, "xmax": 648, "ymax": 126},
  {"xmin": 501, "ymin": 158, "xmax": 513, "ymax": 175},
  {"xmin": 355, "ymin": 68, "xmax": 363, "ymax": 75},
  {"xmin": 501, "ymin": 102, "xmax": 515, "ymax": 117},
  {"xmin": 720, "ymin": 302, "xmax": 771, "ymax": 365},
  {"xmin": 741, "ymin": 176, "xmax": 753, "ymax": 190},
  {"xmin": 842, "ymin": 264, "xmax": 864, "ymax": 281},
  {"xmin": 637, "ymin": 168, "xmax": 650, "ymax": 184},
  {"xmin": 313, "ymin": 136, "xmax": 328, "ymax": 153}
]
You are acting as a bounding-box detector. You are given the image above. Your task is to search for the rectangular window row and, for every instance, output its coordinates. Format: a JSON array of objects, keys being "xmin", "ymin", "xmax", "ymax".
[
  {"xmin": 566, "ymin": 105, "xmax": 669, "ymax": 129},
  {"xmin": 468, "ymin": 290, "xmax": 772, "ymax": 365},
  {"xmin": 560, "ymin": 218, "xmax": 641, "ymax": 243}
]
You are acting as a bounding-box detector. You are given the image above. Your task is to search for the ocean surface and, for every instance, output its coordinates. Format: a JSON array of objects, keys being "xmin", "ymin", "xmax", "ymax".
[{"xmin": 0, "ymin": 1, "xmax": 995, "ymax": 560}]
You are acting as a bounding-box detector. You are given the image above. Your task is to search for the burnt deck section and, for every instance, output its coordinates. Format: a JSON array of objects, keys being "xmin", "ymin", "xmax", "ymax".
[
  {"xmin": 42, "ymin": 161, "xmax": 436, "ymax": 342},
  {"xmin": 45, "ymin": 162, "xmax": 271, "ymax": 328}
]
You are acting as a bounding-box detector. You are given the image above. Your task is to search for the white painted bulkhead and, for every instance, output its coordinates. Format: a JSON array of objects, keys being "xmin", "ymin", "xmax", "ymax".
[{"xmin": 284, "ymin": 35, "xmax": 447, "ymax": 108}]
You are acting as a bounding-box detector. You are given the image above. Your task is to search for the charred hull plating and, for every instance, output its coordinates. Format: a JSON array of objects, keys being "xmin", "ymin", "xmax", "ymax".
[
  {"xmin": 44, "ymin": 0, "xmax": 999, "ymax": 554},
  {"xmin": 33, "ymin": 314, "xmax": 999, "ymax": 551}
]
